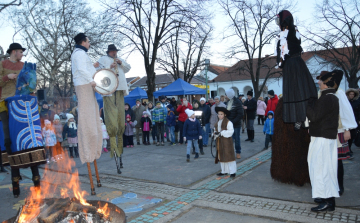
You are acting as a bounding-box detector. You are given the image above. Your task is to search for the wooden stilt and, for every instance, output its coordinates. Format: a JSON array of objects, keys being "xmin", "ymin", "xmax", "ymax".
[
  {"xmin": 87, "ymin": 162, "xmax": 96, "ymax": 195},
  {"xmin": 93, "ymin": 160, "xmax": 101, "ymax": 187}
]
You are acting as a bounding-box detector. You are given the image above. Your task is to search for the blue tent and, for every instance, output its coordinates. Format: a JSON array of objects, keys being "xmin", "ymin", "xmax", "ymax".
[
  {"xmin": 125, "ymin": 87, "xmax": 148, "ymax": 107},
  {"xmin": 95, "ymin": 87, "xmax": 148, "ymax": 108},
  {"xmin": 153, "ymin": 78, "xmax": 206, "ymax": 97}
]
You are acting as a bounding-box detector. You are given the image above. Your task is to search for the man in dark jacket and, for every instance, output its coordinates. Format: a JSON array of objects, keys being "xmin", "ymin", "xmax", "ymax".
[
  {"xmin": 199, "ymin": 97, "xmax": 211, "ymax": 147},
  {"xmin": 225, "ymin": 89, "xmax": 244, "ymax": 158},
  {"xmin": 346, "ymin": 88, "xmax": 360, "ymax": 158},
  {"xmin": 244, "ymin": 90, "xmax": 257, "ymax": 142}
]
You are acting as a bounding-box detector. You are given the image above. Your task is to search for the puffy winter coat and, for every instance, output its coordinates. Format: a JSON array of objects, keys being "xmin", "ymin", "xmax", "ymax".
[
  {"xmin": 257, "ymin": 100, "xmax": 267, "ymax": 116},
  {"xmin": 199, "ymin": 103, "xmax": 211, "ymax": 125},
  {"xmin": 132, "ymin": 104, "xmax": 146, "ymax": 128},
  {"xmin": 244, "ymin": 98, "xmax": 257, "ymax": 120},
  {"xmin": 265, "ymin": 95, "xmax": 279, "ymax": 116},
  {"xmin": 183, "ymin": 119, "xmax": 202, "ymax": 140},
  {"xmin": 166, "ymin": 108, "xmax": 176, "ymax": 127},
  {"xmin": 263, "ymin": 111, "xmax": 274, "ymax": 135},
  {"xmin": 227, "ymin": 97, "xmax": 244, "ymax": 128},
  {"xmin": 177, "ymin": 102, "xmax": 193, "ymax": 122}
]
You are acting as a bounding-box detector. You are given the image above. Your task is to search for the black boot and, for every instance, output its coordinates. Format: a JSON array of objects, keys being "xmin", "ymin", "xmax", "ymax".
[
  {"xmin": 74, "ymin": 147, "xmax": 79, "ymax": 158},
  {"xmin": 194, "ymin": 153, "xmax": 199, "ymax": 159},
  {"xmin": 311, "ymin": 197, "xmax": 335, "ymax": 212},
  {"xmin": 338, "ymin": 160, "xmax": 344, "ymax": 196},
  {"xmin": 120, "ymin": 155, "xmax": 123, "ymax": 168},
  {"xmin": 245, "ymin": 130, "xmax": 251, "ymax": 141},
  {"xmin": 32, "ymin": 175, "xmax": 41, "ymax": 188},
  {"xmin": 251, "ymin": 130, "xmax": 254, "ymax": 142},
  {"xmin": 69, "ymin": 147, "xmax": 74, "ymax": 158},
  {"xmin": 12, "ymin": 175, "xmax": 21, "ymax": 198},
  {"xmin": 0, "ymin": 153, "xmax": 7, "ymax": 172},
  {"xmin": 200, "ymin": 148, "xmax": 204, "ymax": 155}
]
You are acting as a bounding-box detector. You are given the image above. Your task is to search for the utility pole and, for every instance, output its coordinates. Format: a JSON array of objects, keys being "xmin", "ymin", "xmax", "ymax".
[{"xmin": 204, "ymin": 59, "xmax": 210, "ymax": 100}]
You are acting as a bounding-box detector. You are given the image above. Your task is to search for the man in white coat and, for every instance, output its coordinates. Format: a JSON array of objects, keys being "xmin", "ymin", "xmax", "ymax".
[
  {"xmin": 94, "ymin": 44, "xmax": 131, "ymax": 173},
  {"xmin": 71, "ymin": 33, "xmax": 103, "ymax": 195}
]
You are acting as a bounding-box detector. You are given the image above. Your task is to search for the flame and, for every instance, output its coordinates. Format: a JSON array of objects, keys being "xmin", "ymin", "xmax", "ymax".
[
  {"xmin": 17, "ymin": 146, "xmax": 93, "ymax": 221},
  {"xmin": 97, "ymin": 202, "xmax": 110, "ymax": 219}
]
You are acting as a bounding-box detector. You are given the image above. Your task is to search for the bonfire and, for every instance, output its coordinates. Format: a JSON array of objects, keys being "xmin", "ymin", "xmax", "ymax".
[{"xmin": 3, "ymin": 151, "xmax": 125, "ymax": 223}]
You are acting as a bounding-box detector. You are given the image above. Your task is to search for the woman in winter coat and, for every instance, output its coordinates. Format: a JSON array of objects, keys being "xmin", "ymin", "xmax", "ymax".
[
  {"xmin": 210, "ymin": 96, "xmax": 226, "ymax": 131},
  {"xmin": 257, "ymin": 97, "xmax": 267, "ymax": 125}
]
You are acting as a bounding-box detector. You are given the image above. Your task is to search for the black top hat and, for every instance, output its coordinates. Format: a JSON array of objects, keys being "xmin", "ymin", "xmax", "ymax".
[
  {"xmin": 74, "ymin": 33, "xmax": 87, "ymax": 44},
  {"xmin": 6, "ymin": 43, "xmax": 26, "ymax": 54},
  {"xmin": 215, "ymin": 107, "xmax": 230, "ymax": 116},
  {"xmin": 107, "ymin": 44, "xmax": 119, "ymax": 53}
]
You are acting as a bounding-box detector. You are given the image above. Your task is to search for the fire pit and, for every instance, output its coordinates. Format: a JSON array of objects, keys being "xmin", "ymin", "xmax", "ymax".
[{"xmin": 2, "ymin": 198, "xmax": 125, "ymax": 223}]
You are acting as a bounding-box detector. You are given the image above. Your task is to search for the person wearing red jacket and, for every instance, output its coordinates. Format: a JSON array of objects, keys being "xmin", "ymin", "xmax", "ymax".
[
  {"xmin": 265, "ymin": 90, "xmax": 279, "ymax": 116},
  {"xmin": 176, "ymin": 98, "xmax": 193, "ymax": 144}
]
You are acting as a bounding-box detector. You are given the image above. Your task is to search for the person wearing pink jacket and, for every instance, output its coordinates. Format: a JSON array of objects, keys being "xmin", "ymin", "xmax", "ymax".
[{"xmin": 257, "ymin": 97, "xmax": 267, "ymax": 125}]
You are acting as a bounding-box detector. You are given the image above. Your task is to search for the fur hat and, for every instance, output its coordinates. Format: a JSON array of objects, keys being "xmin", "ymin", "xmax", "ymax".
[
  {"xmin": 54, "ymin": 114, "xmax": 60, "ymax": 121},
  {"xmin": 268, "ymin": 90, "xmax": 274, "ymax": 96},
  {"xmin": 66, "ymin": 113, "xmax": 74, "ymax": 122},
  {"xmin": 346, "ymin": 88, "xmax": 360, "ymax": 100},
  {"xmin": 215, "ymin": 107, "xmax": 230, "ymax": 116},
  {"xmin": 185, "ymin": 109, "xmax": 195, "ymax": 118},
  {"xmin": 247, "ymin": 90, "xmax": 253, "ymax": 97},
  {"xmin": 200, "ymin": 97, "xmax": 206, "ymax": 102}
]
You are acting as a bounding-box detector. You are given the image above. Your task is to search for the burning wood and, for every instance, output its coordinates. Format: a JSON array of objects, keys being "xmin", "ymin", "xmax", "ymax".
[{"xmin": 2, "ymin": 148, "xmax": 125, "ymax": 223}]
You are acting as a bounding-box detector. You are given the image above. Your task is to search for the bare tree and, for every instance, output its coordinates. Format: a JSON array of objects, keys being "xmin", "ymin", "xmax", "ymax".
[
  {"xmin": 101, "ymin": 0, "xmax": 208, "ymax": 100},
  {"xmin": 218, "ymin": 0, "xmax": 294, "ymax": 99},
  {"xmin": 0, "ymin": 0, "xmax": 21, "ymax": 13},
  {"xmin": 157, "ymin": 21, "xmax": 213, "ymax": 83},
  {"xmin": 12, "ymin": 0, "xmax": 120, "ymax": 98},
  {"xmin": 305, "ymin": 0, "xmax": 360, "ymax": 88}
]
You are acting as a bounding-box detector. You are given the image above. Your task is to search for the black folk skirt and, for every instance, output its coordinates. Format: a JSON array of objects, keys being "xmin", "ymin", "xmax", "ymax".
[{"xmin": 282, "ymin": 55, "xmax": 318, "ymax": 123}]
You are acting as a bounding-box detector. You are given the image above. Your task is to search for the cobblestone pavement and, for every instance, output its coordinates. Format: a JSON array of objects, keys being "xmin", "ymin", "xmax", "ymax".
[{"xmin": 81, "ymin": 149, "xmax": 360, "ymax": 223}]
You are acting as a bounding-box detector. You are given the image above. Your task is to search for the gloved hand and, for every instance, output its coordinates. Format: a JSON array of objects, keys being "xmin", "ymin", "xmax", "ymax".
[{"xmin": 199, "ymin": 136, "xmax": 202, "ymax": 140}]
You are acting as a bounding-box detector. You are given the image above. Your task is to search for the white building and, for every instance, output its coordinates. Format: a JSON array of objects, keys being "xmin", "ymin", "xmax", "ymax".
[{"xmin": 206, "ymin": 48, "xmax": 360, "ymax": 98}]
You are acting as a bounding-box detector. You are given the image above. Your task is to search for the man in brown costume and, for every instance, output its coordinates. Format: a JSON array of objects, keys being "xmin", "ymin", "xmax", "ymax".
[{"xmin": 214, "ymin": 107, "xmax": 236, "ymax": 178}]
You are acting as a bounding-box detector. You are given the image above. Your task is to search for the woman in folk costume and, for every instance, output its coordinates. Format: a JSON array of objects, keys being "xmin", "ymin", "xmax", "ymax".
[
  {"xmin": 306, "ymin": 71, "xmax": 340, "ymax": 212},
  {"xmin": 274, "ymin": 10, "xmax": 317, "ymax": 129},
  {"xmin": 94, "ymin": 44, "xmax": 131, "ymax": 159},
  {"xmin": 214, "ymin": 107, "xmax": 236, "ymax": 178},
  {"xmin": 270, "ymin": 10, "xmax": 317, "ymax": 186},
  {"xmin": 71, "ymin": 33, "xmax": 103, "ymax": 195},
  {"xmin": 313, "ymin": 71, "xmax": 357, "ymax": 204}
]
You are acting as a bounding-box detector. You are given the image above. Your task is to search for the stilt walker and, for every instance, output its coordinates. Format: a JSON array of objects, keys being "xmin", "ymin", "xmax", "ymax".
[
  {"xmin": 271, "ymin": 10, "xmax": 318, "ymax": 186},
  {"xmin": 94, "ymin": 44, "xmax": 131, "ymax": 174},
  {"xmin": 71, "ymin": 33, "xmax": 104, "ymax": 195}
]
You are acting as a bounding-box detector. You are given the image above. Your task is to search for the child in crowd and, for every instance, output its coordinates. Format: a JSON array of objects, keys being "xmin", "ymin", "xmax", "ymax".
[
  {"xmin": 263, "ymin": 111, "xmax": 274, "ymax": 150},
  {"xmin": 147, "ymin": 102, "xmax": 157, "ymax": 144},
  {"xmin": 152, "ymin": 101, "xmax": 165, "ymax": 146},
  {"xmin": 53, "ymin": 114, "xmax": 64, "ymax": 160},
  {"xmin": 166, "ymin": 105, "xmax": 176, "ymax": 145},
  {"xmin": 124, "ymin": 114, "xmax": 136, "ymax": 147},
  {"xmin": 183, "ymin": 109, "xmax": 202, "ymax": 162},
  {"xmin": 42, "ymin": 119, "xmax": 57, "ymax": 163},
  {"xmin": 214, "ymin": 107, "xmax": 236, "ymax": 178},
  {"xmin": 100, "ymin": 117, "xmax": 109, "ymax": 153},
  {"xmin": 141, "ymin": 111, "xmax": 152, "ymax": 145},
  {"xmin": 62, "ymin": 113, "xmax": 78, "ymax": 158}
]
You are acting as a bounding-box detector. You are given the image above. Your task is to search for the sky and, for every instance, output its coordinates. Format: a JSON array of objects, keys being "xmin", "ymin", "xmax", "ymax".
[{"xmin": 0, "ymin": 0, "xmax": 319, "ymax": 78}]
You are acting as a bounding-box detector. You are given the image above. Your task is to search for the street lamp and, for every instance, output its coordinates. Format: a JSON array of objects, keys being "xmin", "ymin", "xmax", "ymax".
[{"xmin": 204, "ymin": 59, "xmax": 210, "ymax": 100}]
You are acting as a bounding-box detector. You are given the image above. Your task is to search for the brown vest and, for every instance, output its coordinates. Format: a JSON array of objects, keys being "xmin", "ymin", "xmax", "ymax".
[{"xmin": 214, "ymin": 117, "xmax": 236, "ymax": 163}]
